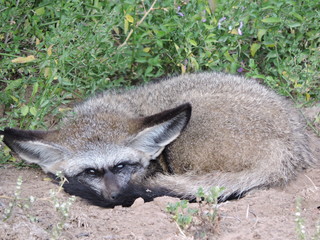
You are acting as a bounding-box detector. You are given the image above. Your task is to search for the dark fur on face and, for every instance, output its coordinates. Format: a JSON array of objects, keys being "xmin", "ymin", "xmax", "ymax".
[
  {"xmin": 49, "ymin": 172, "xmax": 247, "ymax": 208},
  {"xmin": 47, "ymin": 156, "xmax": 176, "ymax": 208},
  {"xmin": 50, "ymin": 174, "xmax": 184, "ymax": 208}
]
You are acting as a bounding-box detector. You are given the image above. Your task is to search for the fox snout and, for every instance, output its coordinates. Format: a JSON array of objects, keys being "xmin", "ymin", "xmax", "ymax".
[{"xmin": 103, "ymin": 171, "xmax": 122, "ymax": 200}]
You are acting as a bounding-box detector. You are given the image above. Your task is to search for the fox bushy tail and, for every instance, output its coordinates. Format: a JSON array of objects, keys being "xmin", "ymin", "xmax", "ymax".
[{"xmin": 149, "ymin": 139, "xmax": 315, "ymax": 201}]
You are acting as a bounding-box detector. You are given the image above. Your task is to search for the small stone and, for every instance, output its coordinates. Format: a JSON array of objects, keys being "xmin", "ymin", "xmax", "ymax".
[
  {"xmin": 144, "ymin": 230, "xmax": 154, "ymax": 237},
  {"xmin": 131, "ymin": 197, "xmax": 145, "ymax": 208}
]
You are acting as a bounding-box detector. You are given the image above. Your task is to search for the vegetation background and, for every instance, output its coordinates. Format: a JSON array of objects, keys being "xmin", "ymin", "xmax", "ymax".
[{"xmin": 1, "ymin": 0, "xmax": 319, "ymax": 164}]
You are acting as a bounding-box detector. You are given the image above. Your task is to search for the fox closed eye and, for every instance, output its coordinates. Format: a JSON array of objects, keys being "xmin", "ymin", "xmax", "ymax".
[
  {"xmin": 84, "ymin": 168, "xmax": 103, "ymax": 176},
  {"xmin": 111, "ymin": 162, "xmax": 131, "ymax": 173},
  {"xmin": 83, "ymin": 163, "xmax": 134, "ymax": 177},
  {"xmin": 111, "ymin": 162, "xmax": 143, "ymax": 174},
  {"xmin": 114, "ymin": 164, "xmax": 125, "ymax": 170}
]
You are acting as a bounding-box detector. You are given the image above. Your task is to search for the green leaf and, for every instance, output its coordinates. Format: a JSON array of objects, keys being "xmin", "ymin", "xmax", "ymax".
[
  {"xmin": 264, "ymin": 42, "xmax": 276, "ymax": 48},
  {"xmin": 125, "ymin": 14, "xmax": 134, "ymax": 23},
  {"xmin": 11, "ymin": 96, "xmax": 19, "ymax": 103},
  {"xmin": 124, "ymin": 19, "xmax": 129, "ymax": 34},
  {"xmin": 288, "ymin": 22, "xmax": 301, "ymax": 28},
  {"xmin": 145, "ymin": 65, "xmax": 153, "ymax": 75},
  {"xmin": 174, "ymin": 43, "xmax": 180, "ymax": 52},
  {"xmin": 257, "ymin": 29, "xmax": 267, "ymax": 42},
  {"xmin": 29, "ymin": 107, "xmax": 37, "ymax": 116},
  {"xmin": 188, "ymin": 39, "xmax": 198, "ymax": 46},
  {"xmin": 291, "ymin": 12, "xmax": 303, "ymax": 22},
  {"xmin": 21, "ymin": 105, "xmax": 29, "ymax": 116},
  {"xmin": 262, "ymin": 17, "xmax": 281, "ymax": 23},
  {"xmin": 189, "ymin": 57, "xmax": 199, "ymax": 70},
  {"xmin": 31, "ymin": 82, "xmax": 39, "ymax": 97},
  {"xmin": 35, "ymin": 7, "xmax": 45, "ymax": 16},
  {"xmin": 224, "ymin": 51, "xmax": 234, "ymax": 62},
  {"xmin": 5, "ymin": 79, "xmax": 23, "ymax": 91},
  {"xmin": 252, "ymin": 74, "xmax": 266, "ymax": 79},
  {"xmin": 250, "ymin": 43, "xmax": 261, "ymax": 57},
  {"xmin": 230, "ymin": 62, "xmax": 238, "ymax": 73}
]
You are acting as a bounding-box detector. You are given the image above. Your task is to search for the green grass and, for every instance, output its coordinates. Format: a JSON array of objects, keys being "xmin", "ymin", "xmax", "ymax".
[{"xmin": 0, "ymin": 0, "xmax": 319, "ymax": 143}]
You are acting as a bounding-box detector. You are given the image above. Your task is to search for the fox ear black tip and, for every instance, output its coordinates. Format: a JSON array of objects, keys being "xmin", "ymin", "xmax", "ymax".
[
  {"xmin": 0, "ymin": 128, "xmax": 9, "ymax": 135},
  {"xmin": 0, "ymin": 128, "xmax": 13, "ymax": 136}
]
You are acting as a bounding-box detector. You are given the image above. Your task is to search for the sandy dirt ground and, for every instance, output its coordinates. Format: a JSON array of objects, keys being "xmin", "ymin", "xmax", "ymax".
[
  {"xmin": 0, "ymin": 166, "xmax": 319, "ymax": 240},
  {"xmin": 0, "ymin": 106, "xmax": 319, "ymax": 240}
]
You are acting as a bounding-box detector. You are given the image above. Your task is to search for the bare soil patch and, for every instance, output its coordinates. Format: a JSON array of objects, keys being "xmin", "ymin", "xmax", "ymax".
[{"xmin": 0, "ymin": 166, "xmax": 319, "ymax": 240}]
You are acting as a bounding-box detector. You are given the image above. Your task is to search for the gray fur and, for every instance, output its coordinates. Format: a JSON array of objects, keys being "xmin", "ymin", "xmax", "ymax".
[{"xmin": 2, "ymin": 72, "xmax": 317, "ymax": 203}]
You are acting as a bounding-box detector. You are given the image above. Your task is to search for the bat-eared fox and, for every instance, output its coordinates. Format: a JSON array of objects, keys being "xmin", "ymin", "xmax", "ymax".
[{"xmin": 1, "ymin": 72, "xmax": 316, "ymax": 207}]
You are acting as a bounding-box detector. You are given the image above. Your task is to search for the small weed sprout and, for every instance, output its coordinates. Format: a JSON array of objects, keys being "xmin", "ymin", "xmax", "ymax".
[
  {"xmin": 50, "ymin": 189, "xmax": 76, "ymax": 239},
  {"xmin": 295, "ymin": 198, "xmax": 307, "ymax": 240},
  {"xmin": 314, "ymin": 220, "xmax": 320, "ymax": 240},
  {"xmin": 3, "ymin": 176, "xmax": 37, "ymax": 222},
  {"xmin": 167, "ymin": 186, "xmax": 224, "ymax": 235},
  {"xmin": 196, "ymin": 186, "xmax": 224, "ymax": 228},
  {"xmin": 3, "ymin": 175, "xmax": 22, "ymax": 221},
  {"xmin": 1, "ymin": 172, "xmax": 76, "ymax": 239},
  {"xmin": 167, "ymin": 200, "xmax": 197, "ymax": 229},
  {"xmin": 50, "ymin": 171, "xmax": 76, "ymax": 240},
  {"xmin": 295, "ymin": 198, "xmax": 320, "ymax": 240}
]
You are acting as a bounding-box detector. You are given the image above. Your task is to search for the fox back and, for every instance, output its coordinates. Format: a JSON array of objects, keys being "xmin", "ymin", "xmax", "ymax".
[{"xmin": 1, "ymin": 72, "xmax": 316, "ymax": 207}]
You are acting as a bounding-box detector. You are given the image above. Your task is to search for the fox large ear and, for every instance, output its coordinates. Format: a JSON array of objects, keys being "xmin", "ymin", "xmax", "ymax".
[
  {"xmin": 128, "ymin": 103, "xmax": 192, "ymax": 159},
  {"xmin": 0, "ymin": 128, "xmax": 69, "ymax": 173}
]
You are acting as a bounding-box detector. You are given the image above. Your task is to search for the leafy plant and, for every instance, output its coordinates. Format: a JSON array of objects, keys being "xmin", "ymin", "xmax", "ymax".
[
  {"xmin": 167, "ymin": 199, "xmax": 197, "ymax": 229},
  {"xmin": 167, "ymin": 186, "xmax": 224, "ymax": 237}
]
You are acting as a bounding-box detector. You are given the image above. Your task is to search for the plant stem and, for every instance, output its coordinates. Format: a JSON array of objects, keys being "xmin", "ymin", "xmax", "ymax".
[{"xmin": 118, "ymin": 0, "xmax": 158, "ymax": 48}]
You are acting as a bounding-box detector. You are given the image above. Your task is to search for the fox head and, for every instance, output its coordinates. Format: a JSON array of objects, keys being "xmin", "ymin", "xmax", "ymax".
[{"xmin": 1, "ymin": 103, "xmax": 191, "ymax": 205}]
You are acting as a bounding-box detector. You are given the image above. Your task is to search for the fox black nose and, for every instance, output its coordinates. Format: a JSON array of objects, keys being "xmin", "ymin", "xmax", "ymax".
[{"xmin": 110, "ymin": 192, "xmax": 118, "ymax": 200}]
